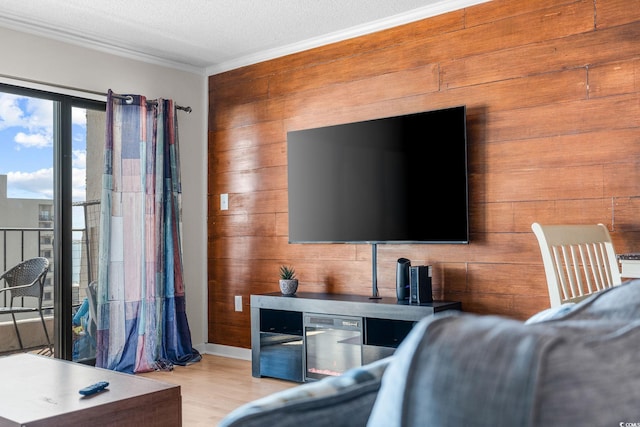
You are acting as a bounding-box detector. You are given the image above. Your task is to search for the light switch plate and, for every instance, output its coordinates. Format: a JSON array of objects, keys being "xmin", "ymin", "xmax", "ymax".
[{"xmin": 221, "ymin": 193, "xmax": 229, "ymax": 210}]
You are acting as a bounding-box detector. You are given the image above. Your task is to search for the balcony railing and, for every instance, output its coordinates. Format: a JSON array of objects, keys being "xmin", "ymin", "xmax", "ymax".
[{"xmin": 0, "ymin": 206, "xmax": 99, "ymax": 356}]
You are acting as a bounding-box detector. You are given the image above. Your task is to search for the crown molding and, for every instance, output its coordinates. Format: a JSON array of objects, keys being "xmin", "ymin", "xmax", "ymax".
[
  {"xmin": 0, "ymin": 15, "xmax": 206, "ymax": 75},
  {"xmin": 206, "ymin": 0, "xmax": 491, "ymax": 75}
]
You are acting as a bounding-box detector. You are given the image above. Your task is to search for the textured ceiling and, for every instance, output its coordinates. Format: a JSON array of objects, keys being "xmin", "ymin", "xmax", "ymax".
[{"xmin": 0, "ymin": 0, "xmax": 490, "ymax": 75}]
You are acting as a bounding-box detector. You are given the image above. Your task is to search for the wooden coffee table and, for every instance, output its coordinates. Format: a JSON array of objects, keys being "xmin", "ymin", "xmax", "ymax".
[{"xmin": 0, "ymin": 353, "xmax": 181, "ymax": 426}]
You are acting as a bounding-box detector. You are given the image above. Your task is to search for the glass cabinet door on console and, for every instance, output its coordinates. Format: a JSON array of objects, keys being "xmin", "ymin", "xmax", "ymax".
[
  {"xmin": 304, "ymin": 313, "xmax": 362, "ymax": 381},
  {"xmin": 259, "ymin": 309, "xmax": 303, "ymax": 382}
]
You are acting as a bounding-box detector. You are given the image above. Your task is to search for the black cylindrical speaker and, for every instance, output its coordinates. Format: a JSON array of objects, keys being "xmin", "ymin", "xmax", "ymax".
[{"xmin": 396, "ymin": 258, "xmax": 411, "ymax": 301}]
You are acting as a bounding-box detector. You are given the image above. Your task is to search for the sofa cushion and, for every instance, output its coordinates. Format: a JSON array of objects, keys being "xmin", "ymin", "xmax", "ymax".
[
  {"xmin": 219, "ymin": 356, "xmax": 390, "ymax": 427},
  {"xmin": 367, "ymin": 280, "xmax": 640, "ymax": 427},
  {"xmin": 524, "ymin": 303, "xmax": 576, "ymax": 324},
  {"xmin": 554, "ymin": 278, "xmax": 640, "ymax": 321}
]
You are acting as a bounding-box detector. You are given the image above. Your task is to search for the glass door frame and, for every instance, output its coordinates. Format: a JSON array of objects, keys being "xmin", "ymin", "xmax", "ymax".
[{"xmin": 1, "ymin": 83, "xmax": 105, "ymax": 360}]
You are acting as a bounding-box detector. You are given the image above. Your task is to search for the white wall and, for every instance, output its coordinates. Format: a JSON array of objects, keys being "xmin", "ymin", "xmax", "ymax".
[{"xmin": 0, "ymin": 27, "xmax": 208, "ymax": 351}]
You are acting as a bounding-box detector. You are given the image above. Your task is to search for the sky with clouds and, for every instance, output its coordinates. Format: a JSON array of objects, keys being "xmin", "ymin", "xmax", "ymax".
[{"xmin": 0, "ymin": 91, "xmax": 87, "ymax": 200}]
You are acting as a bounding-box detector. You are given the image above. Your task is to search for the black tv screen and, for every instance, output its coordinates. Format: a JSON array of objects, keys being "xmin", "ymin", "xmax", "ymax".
[{"xmin": 287, "ymin": 105, "xmax": 469, "ymax": 244}]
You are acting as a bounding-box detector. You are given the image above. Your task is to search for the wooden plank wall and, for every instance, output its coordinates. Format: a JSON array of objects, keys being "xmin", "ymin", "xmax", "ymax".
[{"xmin": 208, "ymin": 0, "xmax": 640, "ymax": 348}]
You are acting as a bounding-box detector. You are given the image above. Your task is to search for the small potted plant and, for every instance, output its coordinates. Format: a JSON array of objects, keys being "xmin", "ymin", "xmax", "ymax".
[{"xmin": 279, "ymin": 265, "xmax": 298, "ymax": 296}]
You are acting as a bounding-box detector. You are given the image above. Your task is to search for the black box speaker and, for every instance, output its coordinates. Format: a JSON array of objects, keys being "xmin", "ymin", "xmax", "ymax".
[
  {"xmin": 409, "ymin": 265, "xmax": 432, "ymax": 304},
  {"xmin": 396, "ymin": 258, "xmax": 411, "ymax": 301}
]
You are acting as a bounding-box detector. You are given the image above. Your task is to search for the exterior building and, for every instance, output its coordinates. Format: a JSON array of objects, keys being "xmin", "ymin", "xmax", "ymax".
[{"xmin": 0, "ymin": 174, "xmax": 55, "ymax": 310}]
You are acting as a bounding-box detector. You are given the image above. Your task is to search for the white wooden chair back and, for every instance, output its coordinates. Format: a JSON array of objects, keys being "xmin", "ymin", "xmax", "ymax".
[{"xmin": 531, "ymin": 222, "xmax": 622, "ymax": 307}]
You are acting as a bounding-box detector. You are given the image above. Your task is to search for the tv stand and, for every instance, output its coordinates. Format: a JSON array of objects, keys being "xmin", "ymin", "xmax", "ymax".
[{"xmin": 251, "ymin": 292, "xmax": 461, "ymax": 382}]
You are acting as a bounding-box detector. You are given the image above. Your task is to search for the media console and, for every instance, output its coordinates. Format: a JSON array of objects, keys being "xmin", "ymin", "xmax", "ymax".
[{"xmin": 251, "ymin": 292, "xmax": 461, "ymax": 383}]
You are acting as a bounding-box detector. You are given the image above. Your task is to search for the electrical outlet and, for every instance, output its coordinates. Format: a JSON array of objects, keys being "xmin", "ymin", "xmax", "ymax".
[
  {"xmin": 234, "ymin": 295, "xmax": 242, "ymax": 312},
  {"xmin": 220, "ymin": 193, "xmax": 229, "ymax": 210}
]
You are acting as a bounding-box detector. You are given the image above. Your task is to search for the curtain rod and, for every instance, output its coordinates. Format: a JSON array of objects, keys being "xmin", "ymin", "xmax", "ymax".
[
  {"xmin": 0, "ymin": 73, "xmax": 192, "ymax": 113},
  {"xmin": 110, "ymin": 92, "xmax": 192, "ymax": 113}
]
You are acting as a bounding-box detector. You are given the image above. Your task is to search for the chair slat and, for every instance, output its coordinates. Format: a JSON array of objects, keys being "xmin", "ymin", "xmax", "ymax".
[{"xmin": 532, "ymin": 223, "xmax": 622, "ymax": 307}]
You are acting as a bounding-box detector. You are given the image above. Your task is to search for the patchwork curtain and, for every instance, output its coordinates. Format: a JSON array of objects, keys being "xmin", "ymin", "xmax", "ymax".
[{"xmin": 96, "ymin": 90, "xmax": 201, "ymax": 373}]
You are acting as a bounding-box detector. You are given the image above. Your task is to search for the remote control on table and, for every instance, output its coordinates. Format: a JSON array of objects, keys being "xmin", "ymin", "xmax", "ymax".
[{"xmin": 79, "ymin": 381, "xmax": 109, "ymax": 396}]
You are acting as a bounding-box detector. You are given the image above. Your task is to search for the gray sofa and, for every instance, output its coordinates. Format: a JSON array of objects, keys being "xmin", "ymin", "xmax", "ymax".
[{"xmin": 220, "ymin": 281, "xmax": 640, "ymax": 426}]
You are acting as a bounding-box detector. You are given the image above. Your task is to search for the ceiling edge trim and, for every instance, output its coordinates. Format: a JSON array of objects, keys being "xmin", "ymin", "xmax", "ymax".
[
  {"xmin": 0, "ymin": 16, "xmax": 207, "ymax": 76},
  {"xmin": 205, "ymin": 0, "xmax": 492, "ymax": 75}
]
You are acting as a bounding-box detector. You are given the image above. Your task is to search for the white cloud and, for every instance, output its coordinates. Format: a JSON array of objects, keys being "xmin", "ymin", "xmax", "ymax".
[
  {"xmin": 1, "ymin": 94, "xmax": 54, "ymax": 150},
  {"xmin": 22, "ymin": 97, "xmax": 53, "ymax": 131},
  {"xmin": 0, "ymin": 94, "xmax": 53, "ymax": 131},
  {"xmin": 72, "ymin": 149, "xmax": 86, "ymax": 169},
  {"xmin": 14, "ymin": 131, "xmax": 51, "ymax": 149},
  {"xmin": 72, "ymin": 107, "xmax": 87, "ymax": 126},
  {"xmin": 71, "ymin": 167, "xmax": 87, "ymax": 200},
  {"xmin": 7, "ymin": 168, "xmax": 53, "ymax": 199},
  {"xmin": 7, "ymin": 166, "xmax": 86, "ymax": 201},
  {"xmin": 0, "ymin": 93, "xmax": 24, "ymax": 129}
]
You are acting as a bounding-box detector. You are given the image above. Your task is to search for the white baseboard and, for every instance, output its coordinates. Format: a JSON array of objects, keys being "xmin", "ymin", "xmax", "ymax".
[{"xmin": 201, "ymin": 343, "xmax": 251, "ymax": 360}]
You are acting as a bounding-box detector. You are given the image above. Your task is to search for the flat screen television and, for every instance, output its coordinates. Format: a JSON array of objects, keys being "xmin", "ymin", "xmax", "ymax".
[{"xmin": 287, "ymin": 105, "xmax": 469, "ymax": 244}]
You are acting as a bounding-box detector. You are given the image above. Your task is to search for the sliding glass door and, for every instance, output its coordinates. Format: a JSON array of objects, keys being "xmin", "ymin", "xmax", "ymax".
[
  {"xmin": 0, "ymin": 83, "xmax": 104, "ymax": 361},
  {"xmin": 70, "ymin": 107, "xmax": 104, "ymax": 363}
]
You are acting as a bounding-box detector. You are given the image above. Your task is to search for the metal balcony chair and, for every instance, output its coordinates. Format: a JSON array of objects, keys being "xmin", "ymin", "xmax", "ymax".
[
  {"xmin": 531, "ymin": 222, "xmax": 622, "ymax": 307},
  {"xmin": 0, "ymin": 257, "xmax": 52, "ymax": 352}
]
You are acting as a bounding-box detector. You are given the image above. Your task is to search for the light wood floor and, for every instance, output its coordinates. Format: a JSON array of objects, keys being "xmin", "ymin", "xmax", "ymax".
[{"xmin": 138, "ymin": 354, "xmax": 295, "ymax": 426}]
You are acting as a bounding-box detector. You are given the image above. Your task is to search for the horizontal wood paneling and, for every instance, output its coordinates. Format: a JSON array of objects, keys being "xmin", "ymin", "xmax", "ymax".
[
  {"xmin": 208, "ymin": 11, "xmax": 466, "ymax": 89},
  {"xmin": 466, "ymin": 0, "xmax": 583, "ymax": 27},
  {"xmin": 595, "ymin": 0, "xmax": 640, "ymax": 28},
  {"xmin": 589, "ymin": 58, "xmax": 640, "ymax": 98},
  {"xmin": 442, "ymin": 22, "xmax": 640, "ymax": 90},
  {"xmin": 207, "ymin": 0, "xmax": 640, "ymax": 348}
]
